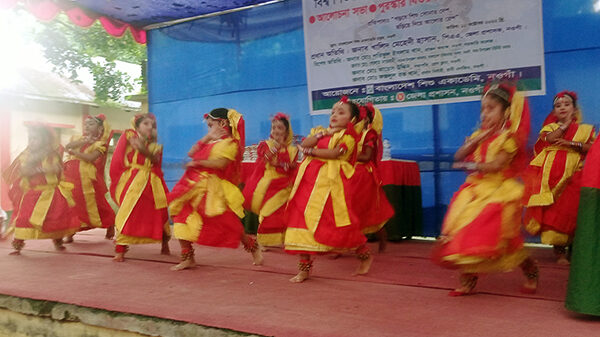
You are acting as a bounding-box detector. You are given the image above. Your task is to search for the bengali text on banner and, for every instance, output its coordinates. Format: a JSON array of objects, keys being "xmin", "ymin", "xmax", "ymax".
[{"xmin": 303, "ymin": 0, "xmax": 545, "ymax": 114}]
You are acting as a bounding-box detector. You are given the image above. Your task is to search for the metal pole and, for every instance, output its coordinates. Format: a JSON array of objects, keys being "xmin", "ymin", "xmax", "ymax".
[{"xmin": 143, "ymin": 0, "xmax": 286, "ymax": 30}]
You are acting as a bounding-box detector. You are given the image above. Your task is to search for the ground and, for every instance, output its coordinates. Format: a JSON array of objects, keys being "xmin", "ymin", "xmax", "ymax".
[{"xmin": 0, "ymin": 230, "xmax": 598, "ymax": 337}]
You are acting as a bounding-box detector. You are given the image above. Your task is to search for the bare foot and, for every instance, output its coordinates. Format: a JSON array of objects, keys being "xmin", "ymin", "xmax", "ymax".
[
  {"xmin": 8, "ymin": 251, "xmax": 20, "ymax": 256},
  {"xmin": 521, "ymin": 278, "xmax": 538, "ymax": 294},
  {"xmin": 353, "ymin": 254, "xmax": 374, "ymax": 276},
  {"xmin": 252, "ymin": 249, "xmax": 264, "ymax": 266},
  {"xmin": 449, "ymin": 286, "xmax": 475, "ymax": 296},
  {"xmin": 63, "ymin": 235, "xmax": 74, "ymax": 244},
  {"xmin": 113, "ymin": 253, "xmax": 125, "ymax": 262},
  {"xmin": 54, "ymin": 241, "xmax": 66, "ymax": 251},
  {"xmin": 289, "ymin": 271, "xmax": 309, "ymax": 283},
  {"xmin": 557, "ymin": 256, "xmax": 570, "ymax": 265},
  {"xmin": 170, "ymin": 258, "xmax": 196, "ymax": 271},
  {"xmin": 105, "ymin": 226, "xmax": 115, "ymax": 240}
]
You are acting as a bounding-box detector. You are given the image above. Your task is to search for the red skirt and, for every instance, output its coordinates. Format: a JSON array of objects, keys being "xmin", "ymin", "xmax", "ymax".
[
  {"xmin": 63, "ymin": 161, "xmax": 115, "ymax": 229},
  {"xmin": 285, "ymin": 160, "xmax": 366, "ymax": 253},
  {"xmin": 241, "ymin": 164, "xmax": 265, "ymax": 210},
  {"xmin": 257, "ymin": 207, "xmax": 285, "ymax": 236},
  {"xmin": 170, "ymin": 172, "xmax": 243, "ymax": 248},
  {"xmin": 432, "ymin": 202, "xmax": 524, "ymax": 266},
  {"xmin": 526, "ymin": 170, "xmax": 582, "ymax": 237},
  {"xmin": 243, "ymin": 168, "xmax": 292, "ymax": 245},
  {"xmin": 351, "ymin": 163, "xmax": 394, "ymax": 233},
  {"xmin": 431, "ymin": 176, "xmax": 528, "ymax": 273},
  {"xmin": 119, "ymin": 183, "xmax": 168, "ymax": 241},
  {"xmin": 13, "ymin": 188, "xmax": 79, "ymax": 234}
]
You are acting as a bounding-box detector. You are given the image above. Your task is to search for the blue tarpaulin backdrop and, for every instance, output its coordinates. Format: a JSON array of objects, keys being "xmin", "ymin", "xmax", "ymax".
[
  {"xmin": 147, "ymin": 0, "xmax": 600, "ymax": 236},
  {"xmin": 73, "ymin": 0, "xmax": 276, "ymax": 27}
]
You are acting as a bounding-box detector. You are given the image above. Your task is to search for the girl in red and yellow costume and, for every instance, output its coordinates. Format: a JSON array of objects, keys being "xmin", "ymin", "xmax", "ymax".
[
  {"xmin": 352, "ymin": 103, "xmax": 395, "ymax": 252},
  {"xmin": 242, "ymin": 113, "xmax": 298, "ymax": 247},
  {"xmin": 524, "ymin": 91, "xmax": 595, "ymax": 264},
  {"xmin": 284, "ymin": 97, "xmax": 371, "ymax": 283},
  {"xmin": 3, "ymin": 123, "xmax": 79, "ymax": 254},
  {"xmin": 169, "ymin": 108, "xmax": 263, "ymax": 271},
  {"xmin": 63, "ymin": 114, "xmax": 115, "ymax": 242},
  {"xmin": 432, "ymin": 83, "xmax": 539, "ymax": 296},
  {"xmin": 110, "ymin": 113, "xmax": 170, "ymax": 262}
]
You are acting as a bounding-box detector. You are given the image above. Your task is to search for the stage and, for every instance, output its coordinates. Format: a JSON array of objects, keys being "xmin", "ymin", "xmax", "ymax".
[{"xmin": 0, "ymin": 229, "xmax": 598, "ymax": 337}]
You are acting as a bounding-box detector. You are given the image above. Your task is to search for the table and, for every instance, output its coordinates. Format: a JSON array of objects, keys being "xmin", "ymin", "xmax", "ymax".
[
  {"xmin": 240, "ymin": 159, "xmax": 423, "ymax": 240},
  {"xmin": 377, "ymin": 159, "xmax": 423, "ymax": 240}
]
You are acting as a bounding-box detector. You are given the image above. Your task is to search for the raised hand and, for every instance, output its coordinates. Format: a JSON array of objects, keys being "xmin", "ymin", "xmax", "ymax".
[
  {"xmin": 473, "ymin": 128, "xmax": 493, "ymax": 142},
  {"xmin": 206, "ymin": 127, "xmax": 227, "ymax": 142},
  {"xmin": 128, "ymin": 136, "xmax": 145, "ymax": 151}
]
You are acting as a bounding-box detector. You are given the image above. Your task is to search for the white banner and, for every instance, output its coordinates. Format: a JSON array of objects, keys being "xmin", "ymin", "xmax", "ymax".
[{"xmin": 302, "ymin": 0, "xmax": 545, "ymax": 114}]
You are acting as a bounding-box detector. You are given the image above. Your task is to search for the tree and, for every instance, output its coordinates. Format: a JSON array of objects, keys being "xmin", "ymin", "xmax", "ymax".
[{"xmin": 33, "ymin": 13, "xmax": 146, "ymax": 104}]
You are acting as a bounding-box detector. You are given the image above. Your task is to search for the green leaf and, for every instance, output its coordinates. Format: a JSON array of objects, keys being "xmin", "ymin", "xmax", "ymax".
[{"xmin": 33, "ymin": 13, "xmax": 147, "ymax": 105}]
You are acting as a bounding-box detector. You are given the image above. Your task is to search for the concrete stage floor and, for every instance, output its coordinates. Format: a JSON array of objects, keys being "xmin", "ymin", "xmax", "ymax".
[{"xmin": 0, "ymin": 229, "xmax": 598, "ymax": 336}]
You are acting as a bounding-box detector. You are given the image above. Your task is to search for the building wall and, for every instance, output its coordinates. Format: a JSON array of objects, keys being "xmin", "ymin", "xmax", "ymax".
[{"xmin": 0, "ymin": 95, "xmax": 137, "ymax": 210}]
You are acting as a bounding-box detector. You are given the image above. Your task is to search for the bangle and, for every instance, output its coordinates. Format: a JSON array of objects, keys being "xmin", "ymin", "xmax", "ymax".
[
  {"xmin": 304, "ymin": 147, "xmax": 314, "ymax": 156},
  {"xmin": 315, "ymin": 132, "xmax": 324, "ymax": 140},
  {"xmin": 464, "ymin": 162, "xmax": 478, "ymax": 170}
]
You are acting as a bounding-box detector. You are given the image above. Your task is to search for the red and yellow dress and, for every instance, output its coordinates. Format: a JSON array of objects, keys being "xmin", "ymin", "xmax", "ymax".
[
  {"xmin": 63, "ymin": 124, "xmax": 115, "ymax": 231},
  {"xmin": 284, "ymin": 127, "xmax": 366, "ymax": 253},
  {"xmin": 110, "ymin": 130, "xmax": 170, "ymax": 246},
  {"xmin": 433, "ymin": 93, "xmax": 530, "ymax": 274},
  {"xmin": 524, "ymin": 120, "xmax": 595, "ymax": 245},
  {"xmin": 169, "ymin": 137, "xmax": 246, "ymax": 248},
  {"xmin": 242, "ymin": 138, "xmax": 298, "ymax": 246},
  {"xmin": 4, "ymin": 148, "xmax": 79, "ymax": 240},
  {"xmin": 353, "ymin": 128, "xmax": 394, "ymax": 234}
]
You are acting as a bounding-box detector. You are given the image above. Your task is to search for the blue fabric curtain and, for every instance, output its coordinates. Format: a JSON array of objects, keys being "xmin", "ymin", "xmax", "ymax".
[
  {"xmin": 74, "ymin": 0, "xmax": 276, "ymax": 27},
  {"xmin": 159, "ymin": 0, "xmax": 302, "ymax": 42},
  {"xmin": 148, "ymin": 0, "xmax": 600, "ymax": 237},
  {"xmin": 148, "ymin": 0, "xmax": 310, "ymax": 189}
]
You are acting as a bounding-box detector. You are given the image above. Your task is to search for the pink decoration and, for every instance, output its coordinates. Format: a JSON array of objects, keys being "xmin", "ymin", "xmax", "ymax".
[
  {"xmin": 554, "ymin": 90, "xmax": 578, "ymax": 103},
  {"xmin": 25, "ymin": 0, "xmax": 61, "ymax": 21},
  {"xmin": 99, "ymin": 16, "xmax": 128, "ymax": 37},
  {"xmin": 129, "ymin": 27, "xmax": 147, "ymax": 44},
  {"xmin": 0, "ymin": 0, "xmax": 146, "ymax": 44},
  {"xmin": 358, "ymin": 106, "xmax": 367, "ymax": 120},
  {"xmin": 66, "ymin": 7, "xmax": 96, "ymax": 27},
  {"xmin": 272, "ymin": 112, "xmax": 290, "ymax": 122}
]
